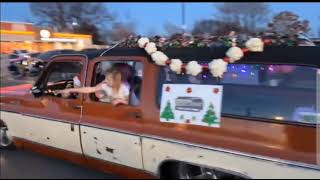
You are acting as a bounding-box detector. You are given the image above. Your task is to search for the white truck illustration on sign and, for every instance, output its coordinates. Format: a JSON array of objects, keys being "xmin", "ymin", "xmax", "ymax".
[{"xmin": 160, "ymin": 84, "xmax": 223, "ymax": 127}]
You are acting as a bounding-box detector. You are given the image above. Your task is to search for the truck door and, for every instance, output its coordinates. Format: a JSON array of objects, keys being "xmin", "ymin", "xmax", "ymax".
[
  {"xmin": 80, "ymin": 56, "xmax": 146, "ymax": 170},
  {"xmin": 13, "ymin": 55, "xmax": 87, "ymax": 154}
]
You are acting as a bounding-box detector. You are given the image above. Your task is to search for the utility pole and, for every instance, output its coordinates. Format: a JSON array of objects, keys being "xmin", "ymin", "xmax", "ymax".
[{"xmin": 181, "ymin": 3, "xmax": 186, "ymax": 34}]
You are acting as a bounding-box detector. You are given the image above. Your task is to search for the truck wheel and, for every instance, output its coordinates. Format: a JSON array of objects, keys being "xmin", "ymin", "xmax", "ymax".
[
  {"xmin": 0, "ymin": 127, "xmax": 15, "ymax": 150},
  {"xmin": 176, "ymin": 163, "xmax": 219, "ymax": 179}
]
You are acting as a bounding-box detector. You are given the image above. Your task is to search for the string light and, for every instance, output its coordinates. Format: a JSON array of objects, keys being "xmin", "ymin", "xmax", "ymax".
[{"xmin": 268, "ymin": 65, "xmax": 274, "ymax": 71}]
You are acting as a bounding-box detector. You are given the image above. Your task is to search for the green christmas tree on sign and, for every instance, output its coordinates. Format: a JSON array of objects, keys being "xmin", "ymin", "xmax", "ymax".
[
  {"xmin": 161, "ymin": 101, "xmax": 175, "ymax": 121},
  {"xmin": 202, "ymin": 103, "xmax": 218, "ymax": 126}
]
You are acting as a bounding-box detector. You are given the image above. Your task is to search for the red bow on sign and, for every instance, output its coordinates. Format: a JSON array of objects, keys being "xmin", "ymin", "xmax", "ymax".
[
  {"xmin": 186, "ymin": 87, "xmax": 192, "ymax": 93},
  {"xmin": 213, "ymin": 88, "xmax": 219, "ymax": 94},
  {"xmin": 165, "ymin": 86, "xmax": 171, "ymax": 92}
]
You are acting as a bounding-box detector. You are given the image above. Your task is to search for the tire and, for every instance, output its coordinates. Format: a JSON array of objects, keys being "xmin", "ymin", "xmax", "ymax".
[
  {"xmin": 166, "ymin": 162, "xmax": 244, "ymax": 179},
  {"xmin": 0, "ymin": 126, "xmax": 15, "ymax": 150}
]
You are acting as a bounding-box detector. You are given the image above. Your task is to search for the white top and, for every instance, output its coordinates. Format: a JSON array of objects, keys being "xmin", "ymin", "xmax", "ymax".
[{"xmin": 100, "ymin": 83, "xmax": 130, "ymax": 102}]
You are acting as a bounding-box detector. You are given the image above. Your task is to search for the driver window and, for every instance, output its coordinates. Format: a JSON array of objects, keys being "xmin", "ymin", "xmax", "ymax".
[{"xmin": 44, "ymin": 61, "xmax": 83, "ymax": 98}]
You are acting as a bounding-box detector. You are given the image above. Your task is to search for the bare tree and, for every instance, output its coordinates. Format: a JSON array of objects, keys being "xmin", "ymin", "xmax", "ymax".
[
  {"xmin": 164, "ymin": 22, "xmax": 184, "ymax": 36},
  {"xmin": 267, "ymin": 11, "xmax": 310, "ymax": 36},
  {"xmin": 30, "ymin": 3, "xmax": 114, "ymax": 43},
  {"xmin": 107, "ymin": 22, "xmax": 136, "ymax": 42},
  {"xmin": 192, "ymin": 19, "xmax": 243, "ymax": 36},
  {"xmin": 214, "ymin": 3, "xmax": 270, "ymax": 32}
]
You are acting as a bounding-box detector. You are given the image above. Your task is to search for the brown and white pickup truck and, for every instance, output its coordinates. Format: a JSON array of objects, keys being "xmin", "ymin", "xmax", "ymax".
[{"xmin": 0, "ymin": 46, "xmax": 319, "ymax": 179}]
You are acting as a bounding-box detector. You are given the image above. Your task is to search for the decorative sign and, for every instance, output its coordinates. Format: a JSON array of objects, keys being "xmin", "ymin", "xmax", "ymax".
[{"xmin": 160, "ymin": 84, "xmax": 223, "ymax": 128}]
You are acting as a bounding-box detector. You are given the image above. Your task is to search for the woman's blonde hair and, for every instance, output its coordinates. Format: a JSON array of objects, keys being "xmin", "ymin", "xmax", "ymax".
[{"xmin": 105, "ymin": 69, "xmax": 122, "ymax": 93}]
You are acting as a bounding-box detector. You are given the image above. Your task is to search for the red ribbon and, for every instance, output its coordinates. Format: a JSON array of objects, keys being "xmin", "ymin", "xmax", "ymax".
[
  {"xmin": 263, "ymin": 39, "xmax": 272, "ymax": 45},
  {"xmin": 202, "ymin": 64, "xmax": 209, "ymax": 71},
  {"xmin": 143, "ymin": 42, "xmax": 149, "ymax": 48},
  {"xmin": 165, "ymin": 59, "xmax": 171, "ymax": 65},
  {"xmin": 242, "ymin": 48, "xmax": 249, "ymax": 53},
  {"xmin": 223, "ymin": 57, "xmax": 231, "ymax": 63},
  {"xmin": 181, "ymin": 64, "xmax": 187, "ymax": 73}
]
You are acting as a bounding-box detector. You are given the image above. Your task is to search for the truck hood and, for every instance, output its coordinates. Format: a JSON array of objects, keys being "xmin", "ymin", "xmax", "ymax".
[{"xmin": 0, "ymin": 84, "xmax": 33, "ymax": 96}]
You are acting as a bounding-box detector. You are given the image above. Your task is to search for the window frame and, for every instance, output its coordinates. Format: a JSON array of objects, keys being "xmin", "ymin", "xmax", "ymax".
[
  {"xmin": 156, "ymin": 62, "xmax": 318, "ymax": 128},
  {"xmin": 43, "ymin": 61, "xmax": 84, "ymax": 89},
  {"xmin": 33, "ymin": 55, "xmax": 87, "ymax": 95},
  {"xmin": 86, "ymin": 56, "xmax": 146, "ymax": 107}
]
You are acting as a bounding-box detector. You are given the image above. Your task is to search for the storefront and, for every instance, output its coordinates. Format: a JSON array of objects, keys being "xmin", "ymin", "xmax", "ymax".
[{"xmin": 0, "ymin": 21, "xmax": 93, "ymax": 54}]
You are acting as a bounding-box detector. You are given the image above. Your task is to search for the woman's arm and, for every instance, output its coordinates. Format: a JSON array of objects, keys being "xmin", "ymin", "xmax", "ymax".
[{"xmin": 56, "ymin": 85, "xmax": 102, "ymax": 94}]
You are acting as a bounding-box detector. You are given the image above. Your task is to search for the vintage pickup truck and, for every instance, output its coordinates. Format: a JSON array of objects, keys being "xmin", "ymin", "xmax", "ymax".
[{"xmin": 0, "ymin": 46, "xmax": 319, "ymax": 179}]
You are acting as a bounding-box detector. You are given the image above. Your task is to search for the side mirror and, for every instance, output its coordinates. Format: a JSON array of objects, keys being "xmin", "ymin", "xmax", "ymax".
[{"xmin": 31, "ymin": 86, "xmax": 43, "ymax": 97}]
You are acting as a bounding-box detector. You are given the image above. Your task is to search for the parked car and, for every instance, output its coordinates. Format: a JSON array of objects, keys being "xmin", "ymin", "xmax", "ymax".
[
  {"xmin": 13, "ymin": 49, "xmax": 31, "ymax": 58},
  {"xmin": 26, "ymin": 50, "xmax": 77, "ymax": 77},
  {"xmin": 0, "ymin": 47, "xmax": 319, "ymax": 179},
  {"xmin": 7, "ymin": 54, "xmax": 28, "ymax": 76}
]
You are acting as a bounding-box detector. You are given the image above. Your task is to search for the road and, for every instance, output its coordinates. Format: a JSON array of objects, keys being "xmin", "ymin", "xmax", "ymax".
[{"xmin": 0, "ymin": 149, "xmax": 120, "ymax": 179}]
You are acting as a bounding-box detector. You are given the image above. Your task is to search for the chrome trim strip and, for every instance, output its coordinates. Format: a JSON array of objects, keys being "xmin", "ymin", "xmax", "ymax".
[
  {"xmin": 80, "ymin": 122, "xmax": 140, "ymax": 136},
  {"xmin": 22, "ymin": 113, "xmax": 74, "ymax": 125},
  {"xmin": 12, "ymin": 136, "xmax": 84, "ymax": 156}
]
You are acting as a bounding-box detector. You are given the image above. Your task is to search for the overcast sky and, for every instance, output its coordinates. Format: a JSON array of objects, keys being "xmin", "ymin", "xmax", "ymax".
[{"xmin": 1, "ymin": 2, "xmax": 320, "ymax": 37}]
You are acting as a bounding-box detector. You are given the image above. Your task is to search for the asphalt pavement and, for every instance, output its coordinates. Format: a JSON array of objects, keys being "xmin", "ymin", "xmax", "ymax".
[{"xmin": 0, "ymin": 149, "xmax": 120, "ymax": 179}]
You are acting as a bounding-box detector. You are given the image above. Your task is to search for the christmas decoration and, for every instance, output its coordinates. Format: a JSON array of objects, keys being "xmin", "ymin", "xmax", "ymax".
[
  {"xmin": 160, "ymin": 84, "xmax": 222, "ymax": 128},
  {"xmin": 137, "ymin": 35, "xmax": 267, "ymax": 78},
  {"xmin": 160, "ymin": 101, "xmax": 175, "ymax": 121},
  {"xmin": 208, "ymin": 59, "xmax": 228, "ymax": 78},
  {"xmin": 213, "ymin": 88, "xmax": 220, "ymax": 94},
  {"xmin": 169, "ymin": 59, "xmax": 183, "ymax": 74},
  {"xmin": 186, "ymin": 61, "xmax": 202, "ymax": 76},
  {"xmin": 165, "ymin": 86, "xmax": 171, "ymax": 92},
  {"xmin": 226, "ymin": 47, "xmax": 244, "ymax": 62},
  {"xmin": 245, "ymin": 38, "xmax": 264, "ymax": 52},
  {"xmin": 202, "ymin": 103, "xmax": 218, "ymax": 126},
  {"xmin": 186, "ymin": 87, "xmax": 192, "ymax": 93}
]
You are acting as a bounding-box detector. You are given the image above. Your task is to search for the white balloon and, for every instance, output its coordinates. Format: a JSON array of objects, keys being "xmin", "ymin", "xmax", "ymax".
[
  {"xmin": 186, "ymin": 61, "xmax": 202, "ymax": 76},
  {"xmin": 169, "ymin": 59, "xmax": 183, "ymax": 74},
  {"xmin": 226, "ymin": 47, "xmax": 244, "ymax": 62},
  {"xmin": 138, "ymin": 37, "xmax": 149, "ymax": 48},
  {"xmin": 245, "ymin": 38, "xmax": 264, "ymax": 52},
  {"xmin": 151, "ymin": 51, "xmax": 169, "ymax": 66},
  {"xmin": 209, "ymin": 59, "xmax": 228, "ymax": 78}
]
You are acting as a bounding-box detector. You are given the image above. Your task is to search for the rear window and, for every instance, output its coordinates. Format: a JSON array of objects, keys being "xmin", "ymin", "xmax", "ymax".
[{"xmin": 158, "ymin": 64, "xmax": 318, "ymax": 125}]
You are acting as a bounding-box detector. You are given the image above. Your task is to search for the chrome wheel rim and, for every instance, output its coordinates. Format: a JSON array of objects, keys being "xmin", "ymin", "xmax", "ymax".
[
  {"xmin": 178, "ymin": 163, "xmax": 218, "ymax": 179},
  {"xmin": 0, "ymin": 127, "xmax": 12, "ymax": 147}
]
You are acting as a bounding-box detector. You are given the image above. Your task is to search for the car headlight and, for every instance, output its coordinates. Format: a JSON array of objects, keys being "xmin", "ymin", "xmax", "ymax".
[
  {"xmin": 24, "ymin": 55, "xmax": 30, "ymax": 58},
  {"xmin": 22, "ymin": 61, "xmax": 28, "ymax": 65}
]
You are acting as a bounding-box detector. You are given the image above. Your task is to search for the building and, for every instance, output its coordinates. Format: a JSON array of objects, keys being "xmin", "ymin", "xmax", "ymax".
[{"xmin": 0, "ymin": 21, "xmax": 93, "ymax": 54}]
